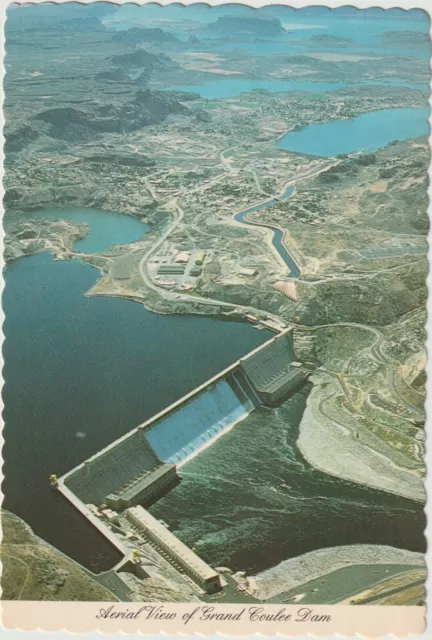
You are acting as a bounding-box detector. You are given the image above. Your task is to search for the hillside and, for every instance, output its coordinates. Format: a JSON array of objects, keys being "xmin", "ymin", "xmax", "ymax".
[{"xmin": 1, "ymin": 510, "xmax": 116, "ymax": 601}]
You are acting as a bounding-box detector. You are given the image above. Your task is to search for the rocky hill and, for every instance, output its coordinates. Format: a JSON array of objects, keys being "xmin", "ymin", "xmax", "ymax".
[
  {"xmin": 7, "ymin": 89, "xmax": 190, "ymax": 147},
  {"xmin": 112, "ymin": 48, "xmax": 179, "ymax": 72},
  {"xmin": 1, "ymin": 510, "xmax": 116, "ymax": 601},
  {"xmin": 112, "ymin": 27, "xmax": 184, "ymax": 48}
]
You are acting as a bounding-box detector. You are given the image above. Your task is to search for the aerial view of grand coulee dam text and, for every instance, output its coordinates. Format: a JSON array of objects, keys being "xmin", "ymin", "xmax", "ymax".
[{"xmin": 1, "ymin": 3, "xmax": 430, "ymax": 606}]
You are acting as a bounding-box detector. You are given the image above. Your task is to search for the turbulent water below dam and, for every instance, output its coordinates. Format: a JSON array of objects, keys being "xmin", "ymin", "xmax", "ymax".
[{"xmin": 151, "ymin": 388, "xmax": 425, "ymax": 575}]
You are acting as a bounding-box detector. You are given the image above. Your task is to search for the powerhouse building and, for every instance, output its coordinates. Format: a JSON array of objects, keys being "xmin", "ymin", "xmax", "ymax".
[{"xmin": 125, "ymin": 506, "xmax": 222, "ymax": 594}]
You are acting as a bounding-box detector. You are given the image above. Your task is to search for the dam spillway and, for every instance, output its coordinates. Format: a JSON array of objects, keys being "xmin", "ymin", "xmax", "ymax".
[{"xmin": 145, "ymin": 374, "xmax": 257, "ymax": 464}]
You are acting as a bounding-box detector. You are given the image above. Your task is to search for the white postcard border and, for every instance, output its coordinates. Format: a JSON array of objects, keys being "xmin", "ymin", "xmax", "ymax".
[{"xmin": 0, "ymin": 0, "xmax": 430, "ymax": 638}]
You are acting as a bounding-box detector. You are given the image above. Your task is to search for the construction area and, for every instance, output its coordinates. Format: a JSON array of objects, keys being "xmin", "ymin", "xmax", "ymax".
[{"xmin": 148, "ymin": 248, "xmax": 208, "ymax": 291}]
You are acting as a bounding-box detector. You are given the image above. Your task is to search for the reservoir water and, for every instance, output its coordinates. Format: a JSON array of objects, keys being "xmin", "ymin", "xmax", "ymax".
[
  {"xmin": 28, "ymin": 207, "xmax": 149, "ymax": 253},
  {"xmin": 166, "ymin": 78, "xmax": 428, "ymax": 100},
  {"xmin": 278, "ymin": 107, "xmax": 430, "ymax": 157},
  {"xmin": 2, "ymin": 215, "xmax": 272, "ymax": 571},
  {"xmin": 166, "ymin": 79, "xmax": 347, "ymax": 99}
]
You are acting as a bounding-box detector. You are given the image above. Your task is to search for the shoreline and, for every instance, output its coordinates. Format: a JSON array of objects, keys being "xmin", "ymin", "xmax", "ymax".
[
  {"xmin": 296, "ymin": 382, "xmax": 425, "ymax": 504},
  {"xmin": 253, "ymin": 543, "xmax": 425, "ymax": 602}
]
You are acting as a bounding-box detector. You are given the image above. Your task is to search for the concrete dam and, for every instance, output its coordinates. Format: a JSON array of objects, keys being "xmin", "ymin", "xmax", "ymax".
[
  {"xmin": 62, "ymin": 328, "xmax": 308, "ymax": 509},
  {"xmin": 58, "ymin": 328, "xmax": 309, "ymax": 593}
]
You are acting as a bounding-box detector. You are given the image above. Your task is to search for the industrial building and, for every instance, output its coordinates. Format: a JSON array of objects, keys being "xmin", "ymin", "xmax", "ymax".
[
  {"xmin": 174, "ymin": 251, "xmax": 190, "ymax": 264},
  {"xmin": 195, "ymin": 251, "xmax": 205, "ymax": 265},
  {"xmin": 125, "ymin": 506, "xmax": 222, "ymax": 594},
  {"xmin": 157, "ymin": 265, "xmax": 186, "ymax": 276},
  {"xmin": 239, "ymin": 267, "xmax": 257, "ymax": 277},
  {"xmin": 190, "ymin": 266, "xmax": 202, "ymax": 277},
  {"xmin": 150, "ymin": 249, "xmax": 207, "ymax": 287},
  {"xmin": 105, "ymin": 463, "xmax": 178, "ymax": 511}
]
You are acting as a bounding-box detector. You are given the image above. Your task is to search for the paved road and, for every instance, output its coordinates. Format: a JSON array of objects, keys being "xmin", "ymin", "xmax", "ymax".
[
  {"xmin": 352, "ymin": 578, "xmax": 424, "ymax": 605},
  {"xmin": 266, "ymin": 565, "xmax": 421, "ymax": 606}
]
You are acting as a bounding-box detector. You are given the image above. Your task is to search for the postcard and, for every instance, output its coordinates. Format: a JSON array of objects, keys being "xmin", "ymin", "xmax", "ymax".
[{"xmin": 0, "ymin": 1, "xmax": 430, "ymax": 637}]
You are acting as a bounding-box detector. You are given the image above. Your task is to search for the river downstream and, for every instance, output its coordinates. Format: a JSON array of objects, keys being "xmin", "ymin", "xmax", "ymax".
[
  {"xmin": 149, "ymin": 96, "xmax": 428, "ymax": 571},
  {"xmin": 151, "ymin": 388, "xmax": 425, "ymax": 574}
]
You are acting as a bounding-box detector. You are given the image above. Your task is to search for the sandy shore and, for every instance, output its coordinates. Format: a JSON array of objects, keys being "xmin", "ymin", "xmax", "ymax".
[
  {"xmin": 297, "ymin": 381, "xmax": 425, "ymax": 503},
  {"xmin": 254, "ymin": 544, "xmax": 425, "ymax": 601}
]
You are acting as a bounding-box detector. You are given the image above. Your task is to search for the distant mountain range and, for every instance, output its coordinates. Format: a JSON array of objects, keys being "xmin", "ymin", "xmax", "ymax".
[
  {"xmin": 205, "ymin": 15, "xmax": 285, "ymax": 36},
  {"xmin": 112, "ymin": 27, "xmax": 183, "ymax": 46},
  {"xmin": 381, "ymin": 31, "xmax": 430, "ymax": 46}
]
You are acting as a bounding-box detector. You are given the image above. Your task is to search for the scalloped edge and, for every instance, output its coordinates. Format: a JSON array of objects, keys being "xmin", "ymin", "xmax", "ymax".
[{"xmin": 0, "ymin": 1, "xmax": 430, "ymax": 638}]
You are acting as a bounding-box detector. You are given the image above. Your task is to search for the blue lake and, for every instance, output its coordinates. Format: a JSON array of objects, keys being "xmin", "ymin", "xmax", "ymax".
[
  {"xmin": 210, "ymin": 40, "xmax": 430, "ymax": 60},
  {"xmin": 277, "ymin": 107, "xmax": 430, "ymax": 157},
  {"xmin": 167, "ymin": 79, "xmax": 348, "ymax": 99},
  {"xmin": 30, "ymin": 207, "xmax": 149, "ymax": 253},
  {"xmin": 167, "ymin": 76, "xmax": 428, "ymax": 100}
]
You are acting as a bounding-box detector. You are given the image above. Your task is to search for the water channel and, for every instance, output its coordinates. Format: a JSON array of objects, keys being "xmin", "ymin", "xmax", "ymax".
[
  {"xmin": 151, "ymin": 389, "xmax": 425, "ymax": 575},
  {"xmin": 234, "ymin": 186, "xmax": 300, "ymax": 278}
]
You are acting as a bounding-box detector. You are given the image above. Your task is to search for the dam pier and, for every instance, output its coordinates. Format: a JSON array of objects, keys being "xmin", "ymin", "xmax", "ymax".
[{"xmin": 58, "ymin": 328, "xmax": 310, "ymax": 598}]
